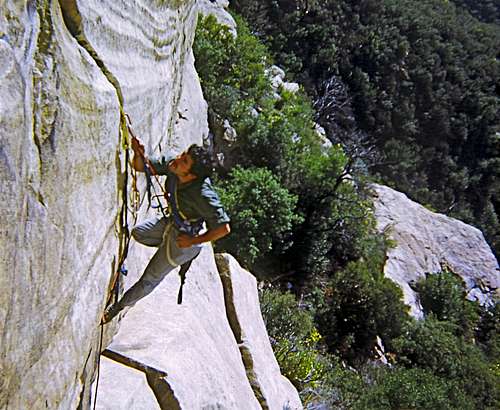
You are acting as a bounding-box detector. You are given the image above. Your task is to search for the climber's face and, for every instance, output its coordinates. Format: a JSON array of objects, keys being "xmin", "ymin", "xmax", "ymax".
[{"xmin": 169, "ymin": 151, "xmax": 195, "ymax": 178}]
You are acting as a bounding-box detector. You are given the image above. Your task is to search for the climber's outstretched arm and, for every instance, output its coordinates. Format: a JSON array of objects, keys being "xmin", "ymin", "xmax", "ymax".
[{"xmin": 176, "ymin": 223, "xmax": 231, "ymax": 248}]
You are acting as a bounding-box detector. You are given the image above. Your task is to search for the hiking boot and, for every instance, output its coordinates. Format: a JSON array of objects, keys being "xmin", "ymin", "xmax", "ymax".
[{"xmin": 101, "ymin": 303, "xmax": 122, "ymax": 324}]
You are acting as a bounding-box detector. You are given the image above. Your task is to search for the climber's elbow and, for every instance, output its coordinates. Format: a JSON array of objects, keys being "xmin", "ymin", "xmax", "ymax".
[{"xmin": 214, "ymin": 223, "xmax": 231, "ymax": 241}]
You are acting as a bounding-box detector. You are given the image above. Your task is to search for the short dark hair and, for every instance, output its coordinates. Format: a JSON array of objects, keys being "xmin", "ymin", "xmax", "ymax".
[{"xmin": 187, "ymin": 144, "xmax": 214, "ymax": 179}]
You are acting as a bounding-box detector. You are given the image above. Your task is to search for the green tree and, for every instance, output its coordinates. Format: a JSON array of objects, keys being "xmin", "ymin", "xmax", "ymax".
[
  {"xmin": 316, "ymin": 257, "xmax": 409, "ymax": 362},
  {"xmin": 232, "ymin": 0, "xmax": 500, "ymax": 257},
  {"xmin": 216, "ymin": 167, "xmax": 303, "ymax": 268}
]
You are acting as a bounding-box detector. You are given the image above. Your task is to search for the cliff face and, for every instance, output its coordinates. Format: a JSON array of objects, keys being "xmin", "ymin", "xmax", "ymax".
[{"xmin": 0, "ymin": 1, "xmax": 301, "ymax": 409}]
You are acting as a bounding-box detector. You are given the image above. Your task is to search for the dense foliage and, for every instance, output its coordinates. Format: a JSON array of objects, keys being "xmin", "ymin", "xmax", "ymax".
[
  {"xmin": 216, "ymin": 167, "xmax": 303, "ymax": 267},
  {"xmin": 450, "ymin": 0, "xmax": 500, "ymax": 24},
  {"xmin": 193, "ymin": 10, "xmax": 500, "ymax": 409},
  {"xmin": 194, "ymin": 15, "xmax": 380, "ymax": 282},
  {"xmin": 415, "ymin": 269, "xmax": 479, "ymax": 338},
  {"xmin": 232, "ymin": 0, "xmax": 500, "ymax": 258},
  {"xmin": 260, "ymin": 284, "xmax": 500, "ymax": 409}
]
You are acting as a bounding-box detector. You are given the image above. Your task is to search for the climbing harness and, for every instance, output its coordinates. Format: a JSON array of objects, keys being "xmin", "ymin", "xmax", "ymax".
[{"xmin": 167, "ymin": 176, "xmax": 204, "ymax": 236}]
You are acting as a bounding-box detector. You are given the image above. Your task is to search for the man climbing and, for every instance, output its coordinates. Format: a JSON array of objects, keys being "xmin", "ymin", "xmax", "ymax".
[{"xmin": 102, "ymin": 137, "xmax": 231, "ymax": 323}]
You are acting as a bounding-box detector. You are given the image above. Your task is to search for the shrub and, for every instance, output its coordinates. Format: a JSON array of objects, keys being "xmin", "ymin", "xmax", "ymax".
[
  {"xmin": 259, "ymin": 288, "xmax": 326, "ymax": 395},
  {"xmin": 352, "ymin": 366, "xmax": 474, "ymax": 410},
  {"xmin": 415, "ymin": 269, "xmax": 480, "ymax": 338},
  {"xmin": 316, "ymin": 257, "xmax": 409, "ymax": 362},
  {"xmin": 477, "ymin": 302, "xmax": 500, "ymax": 361},
  {"xmin": 216, "ymin": 167, "xmax": 303, "ymax": 268},
  {"xmin": 394, "ymin": 317, "xmax": 500, "ymax": 409}
]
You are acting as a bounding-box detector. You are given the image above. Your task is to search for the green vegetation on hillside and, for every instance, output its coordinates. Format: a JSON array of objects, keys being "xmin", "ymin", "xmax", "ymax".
[
  {"xmin": 232, "ymin": 0, "xmax": 500, "ymax": 258},
  {"xmin": 193, "ymin": 11, "xmax": 499, "ymax": 409}
]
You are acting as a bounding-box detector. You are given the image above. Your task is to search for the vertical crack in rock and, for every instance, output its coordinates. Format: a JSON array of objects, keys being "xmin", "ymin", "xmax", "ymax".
[
  {"xmin": 76, "ymin": 347, "xmax": 93, "ymax": 410},
  {"xmin": 58, "ymin": 0, "xmax": 124, "ymax": 106},
  {"xmin": 57, "ymin": 0, "xmax": 134, "ymax": 405},
  {"xmin": 57, "ymin": 0, "xmax": 129, "ymax": 297},
  {"xmin": 33, "ymin": 0, "xmax": 59, "ymax": 174},
  {"xmin": 214, "ymin": 254, "xmax": 269, "ymax": 410}
]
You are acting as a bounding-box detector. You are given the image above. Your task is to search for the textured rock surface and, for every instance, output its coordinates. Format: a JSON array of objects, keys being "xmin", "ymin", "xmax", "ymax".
[
  {"xmin": 95, "ymin": 245, "xmax": 262, "ymax": 410},
  {"xmin": 0, "ymin": 0, "xmax": 201, "ymax": 408},
  {"xmin": 92, "ymin": 356, "xmax": 161, "ymax": 410},
  {"xmin": 216, "ymin": 254, "xmax": 303, "ymax": 410},
  {"xmin": 372, "ymin": 184, "xmax": 500, "ymax": 318}
]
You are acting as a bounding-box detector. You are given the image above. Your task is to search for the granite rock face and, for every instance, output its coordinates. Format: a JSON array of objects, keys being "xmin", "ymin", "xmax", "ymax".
[
  {"xmin": 93, "ymin": 247, "xmax": 301, "ymax": 410},
  {"xmin": 1, "ymin": 1, "xmax": 300, "ymax": 408},
  {"xmin": 0, "ymin": 0, "xmax": 201, "ymax": 408},
  {"xmin": 95, "ymin": 246, "xmax": 262, "ymax": 410},
  {"xmin": 372, "ymin": 184, "xmax": 500, "ymax": 318}
]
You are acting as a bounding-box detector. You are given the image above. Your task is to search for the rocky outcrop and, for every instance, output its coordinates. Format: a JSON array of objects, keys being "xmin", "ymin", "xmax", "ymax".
[
  {"xmin": 216, "ymin": 254, "xmax": 303, "ymax": 410},
  {"xmin": 372, "ymin": 184, "xmax": 500, "ymax": 318},
  {"xmin": 93, "ymin": 248, "xmax": 301, "ymax": 409},
  {"xmin": 94, "ymin": 246, "xmax": 261, "ymax": 409}
]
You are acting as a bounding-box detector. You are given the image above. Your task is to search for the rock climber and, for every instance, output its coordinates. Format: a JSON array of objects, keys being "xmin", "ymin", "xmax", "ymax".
[{"xmin": 102, "ymin": 137, "xmax": 231, "ymax": 323}]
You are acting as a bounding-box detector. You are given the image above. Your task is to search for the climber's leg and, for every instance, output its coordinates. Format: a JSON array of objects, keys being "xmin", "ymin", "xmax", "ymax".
[
  {"xmin": 102, "ymin": 244, "xmax": 175, "ymax": 323},
  {"xmin": 131, "ymin": 216, "xmax": 167, "ymax": 247},
  {"xmin": 124, "ymin": 242, "xmax": 176, "ymax": 300}
]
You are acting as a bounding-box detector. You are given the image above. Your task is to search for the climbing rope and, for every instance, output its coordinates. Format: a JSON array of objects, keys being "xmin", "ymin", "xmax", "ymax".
[
  {"xmin": 93, "ymin": 323, "xmax": 104, "ymax": 410},
  {"xmin": 93, "ymin": 109, "xmax": 134, "ymax": 410}
]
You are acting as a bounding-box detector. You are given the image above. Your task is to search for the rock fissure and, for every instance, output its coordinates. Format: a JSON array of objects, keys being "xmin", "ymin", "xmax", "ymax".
[
  {"xmin": 215, "ymin": 254, "xmax": 270, "ymax": 410},
  {"xmin": 57, "ymin": 0, "xmax": 133, "ymax": 303},
  {"xmin": 102, "ymin": 349, "xmax": 168, "ymax": 378}
]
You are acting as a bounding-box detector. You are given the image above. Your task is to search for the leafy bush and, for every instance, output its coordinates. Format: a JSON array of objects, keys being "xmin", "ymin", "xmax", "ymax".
[
  {"xmin": 415, "ymin": 269, "xmax": 480, "ymax": 338},
  {"xmin": 394, "ymin": 317, "xmax": 500, "ymax": 409},
  {"xmin": 216, "ymin": 167, "xmax": 303, "ymax": 267},
  {"xmin": 259, "ymin": 289, "xmax": 326, "ymax": 395},
  {"xmin": 316, "ymin": 256, "xmax": 409, "ymax": 362},
  {"xmin": 352, "ymin": 366, "xmax": 474, "ymax": 410},
  {"xmin": 477, "ymin": 301, "xmax": 500, "ymax": 361},
  {"xmin": 193, "ymin": 14, "xmax": 271, "ymax": 118}
]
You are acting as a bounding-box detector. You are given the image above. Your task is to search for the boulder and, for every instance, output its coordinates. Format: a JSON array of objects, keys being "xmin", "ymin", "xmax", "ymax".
[
  {"xmin": 372, "ymin": 184, "xmax": 500, "ymax": 318},
  {"xmin": 216, "ymin": 254, "xmax": 303, "ymax": 410}
]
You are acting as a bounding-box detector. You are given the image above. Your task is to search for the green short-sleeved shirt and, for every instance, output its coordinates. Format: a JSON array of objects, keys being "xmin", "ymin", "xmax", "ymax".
[{"xmin": 149, "ymin": 153, "xmax": 230, "ymax": 231}]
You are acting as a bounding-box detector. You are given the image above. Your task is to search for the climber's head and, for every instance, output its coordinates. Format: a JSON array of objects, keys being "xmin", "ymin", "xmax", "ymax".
[{"xmin": 168, "ymin": 145, "xmax": 213, "ymax": 181}]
